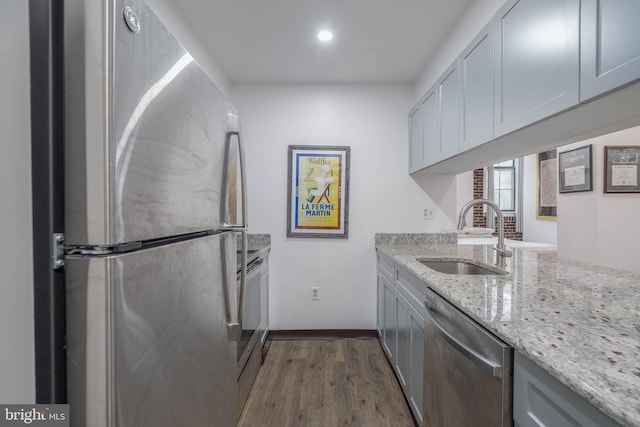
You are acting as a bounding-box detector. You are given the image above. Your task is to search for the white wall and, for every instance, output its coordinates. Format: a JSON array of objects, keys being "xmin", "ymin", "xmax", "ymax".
[
  {"xmin": 233, "ymin": 83, "xmax": 458, "ymax": 329},
  {"xmin": 522, "ymin": 154, "xmax": 558, "ymax": 244},
  {"xmin": 456, "ymin": 171, "xmax": 475, "ymax": 225},
  {"xmin": 0, "ymin": 0, "xmax": 35, "ymax": 403},
  {"xmin": 557, "ymin": 127, "xmax": 640, "ymax": 273}
]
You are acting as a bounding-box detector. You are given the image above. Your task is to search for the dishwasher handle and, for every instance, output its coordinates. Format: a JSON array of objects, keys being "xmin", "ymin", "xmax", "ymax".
[{"xmin": 425, "ymin": 299, "xmax": 504, "ymax": 379}]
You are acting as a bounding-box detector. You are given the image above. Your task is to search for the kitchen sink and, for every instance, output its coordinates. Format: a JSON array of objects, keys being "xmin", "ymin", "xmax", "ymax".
[{"xmin": 418, "ymin": 259, "xmax": 507, "ymax": 275}]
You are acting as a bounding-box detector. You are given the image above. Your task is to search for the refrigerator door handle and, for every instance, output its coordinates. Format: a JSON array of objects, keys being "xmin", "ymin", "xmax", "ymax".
[{"xmin": 223, "ymin": 131, "xmax": 248, "ymax": 339}]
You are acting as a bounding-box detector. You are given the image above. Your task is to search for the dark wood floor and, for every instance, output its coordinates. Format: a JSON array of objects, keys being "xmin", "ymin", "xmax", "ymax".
[{"xmin": 237, "ymin": 338, "xmax": 416, "ymax": 427}]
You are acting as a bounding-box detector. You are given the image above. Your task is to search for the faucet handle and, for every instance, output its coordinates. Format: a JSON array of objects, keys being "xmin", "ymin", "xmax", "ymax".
[{"xmin": 493, "ymin": 246, "xmax": 513, "ymax": 258}]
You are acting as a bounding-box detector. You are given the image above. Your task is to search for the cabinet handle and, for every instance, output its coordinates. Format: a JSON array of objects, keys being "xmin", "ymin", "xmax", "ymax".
[{"xmin": 425, "ymin": 302, "xmax": 503, "ymax": 379}]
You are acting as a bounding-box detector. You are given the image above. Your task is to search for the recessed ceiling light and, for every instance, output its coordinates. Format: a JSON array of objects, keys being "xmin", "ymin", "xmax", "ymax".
[{"xmin": 317, "ymin": 30, "xmax": 333, "ymax": 42}]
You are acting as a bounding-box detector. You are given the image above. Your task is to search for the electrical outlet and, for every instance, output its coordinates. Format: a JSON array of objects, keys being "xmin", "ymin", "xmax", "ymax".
[
  {"xmin": 311, "ymin": 286, "xmax": 320, "ymax": 300},
  {"xmin": 423, "ymin": 208, "xmax": 435, "ymax": 220}
]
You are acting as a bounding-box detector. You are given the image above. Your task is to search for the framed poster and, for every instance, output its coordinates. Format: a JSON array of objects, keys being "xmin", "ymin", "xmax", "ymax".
[
  {"xmin": 604, "ymin": 146, "xmax": 640, "ymax": 193},
  {"xmin": 536, "ymin": 149, "xmax": 557, "ymax": 220},
  {"xmin": 559, "ymin": 145, "xmax": 592, "ymax": 193},
  {"xmin": 286, "ymin": 145, "xmax": 350, "ymax": 238}
]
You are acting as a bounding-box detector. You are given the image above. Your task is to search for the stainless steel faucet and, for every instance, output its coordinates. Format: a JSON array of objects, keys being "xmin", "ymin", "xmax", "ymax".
[{"xmin": 457, "ymin": 199, "xmax": 513, "ymax": 268}]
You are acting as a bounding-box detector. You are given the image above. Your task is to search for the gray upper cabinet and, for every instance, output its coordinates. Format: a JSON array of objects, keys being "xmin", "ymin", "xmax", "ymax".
[
  {"xmin": 494, "ymin": 0, "xmax": 580, "ymax": 137},
  {"xmin": 437, "ymin": 60, "xmax": 461, "ymax": 160},
  {"xmin": 580, "ymin": 0, "xmax": 640, "ymax": 102},
  {"xmin": 460, "ymin": 22, "xmax": 494, "ymax": 152},
  {"xmin": 409, "ymin": 85, "xmax": 438, "ymax": 172},
  {"xmin": 409, "ymin": 105, "xmax": 424, "ymax": 172},
  {"xmin": 409, "ymin": 0, "xmax": 640, "ymax": 174},
  {"xmin": 422, "ymin": 85, "xmax": 438, "ymax": 167}
]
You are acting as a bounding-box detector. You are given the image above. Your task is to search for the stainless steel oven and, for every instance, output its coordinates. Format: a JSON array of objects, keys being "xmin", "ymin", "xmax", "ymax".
[
  {"xmin": 236, "ymin": 250, "xmax": 268, "ymax": 419},
  {"xmin": 423, "ymin": 287, "xmax": 513, "ymax": 427}
]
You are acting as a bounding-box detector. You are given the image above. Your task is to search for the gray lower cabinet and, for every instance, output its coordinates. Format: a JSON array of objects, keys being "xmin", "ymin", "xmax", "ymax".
[
  {"xmin": 514, "ymin": 352, "xmax": 622, "ymax": 427},
  {"xmin": 382, "ymin": 278, "xmax": 396, "ymax": 361},
  {"xmin": 395, "ymin": 290, "xmax": 410, "ymax": 391},
  {"xmin": 460, "ymin": 21, "xmax": 494, "ymax": 152},
  {"xmin": 580, "ymin": 0, "xmax": 640, "ymax": 102},
  {"xmin": 406, "ymin": 295, "xmax": 425, "ymax": 424},
  {"xmin": 259, "ymin": 264, "xmax": 269, "ymax": 346},
  {"xmin": 377, "ymin": 252, "xmax": 396, "ymax": 362},
  {"xmin": 376, "ymin": 269, "xmax": 384, "ymax": 338},
  {"xmin": 494, "ymin": 0, "xmax": 580, "ymax": 137},
  {"xmin": 376, "ymin": 250, "xmax": 426, "ymax": 427},
  {"xmin": 395, "ymin": 266, "xmax": 427, "ymax": 426}
]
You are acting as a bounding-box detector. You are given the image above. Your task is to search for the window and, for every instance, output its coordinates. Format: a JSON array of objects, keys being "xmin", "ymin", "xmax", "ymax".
[{"xmin": 494, "ymin": 160, "xmax": 515, "ymax": 211}]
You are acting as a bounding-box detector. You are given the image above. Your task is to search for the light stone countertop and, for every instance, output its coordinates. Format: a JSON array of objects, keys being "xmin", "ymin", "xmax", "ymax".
[
  {"xmin": 247, "ymin": 233, "xmax": 271, "ymax": 252},
  {"xmin": 375, "ymin": 240, "xmax": 640, "ymax": 427}
]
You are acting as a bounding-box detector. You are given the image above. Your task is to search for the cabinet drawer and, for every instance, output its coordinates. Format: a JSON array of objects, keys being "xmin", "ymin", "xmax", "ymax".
[
  {"xmin": 377, "ymin": 251, "xmax": 394, "ymax": 280},
  {"xmin": 395, "ymin": 266, "xmax": 427, "ymax": 316}
]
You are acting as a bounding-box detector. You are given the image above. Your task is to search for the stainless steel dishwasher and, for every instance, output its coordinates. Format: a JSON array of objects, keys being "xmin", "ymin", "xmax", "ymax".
[{"xmin": 424, "ymin": 287, "xmax": 513, "ymax": 427}]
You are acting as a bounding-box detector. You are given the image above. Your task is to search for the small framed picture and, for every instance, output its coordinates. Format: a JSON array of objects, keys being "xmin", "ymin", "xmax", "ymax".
[
  {"xmin": 604, "ymin": 146, "xmax": 640, "ymax": 193},
  {"xmin": 536, "ymin": 149, "xmax": 557, "ymax": 220},
  {"xmin": 559, "ymin": 145, "xmax": 592, "ymax": 193}
]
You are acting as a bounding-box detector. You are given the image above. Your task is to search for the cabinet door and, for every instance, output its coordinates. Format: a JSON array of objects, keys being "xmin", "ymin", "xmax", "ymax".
[
  {"xmin": 260, "ymin": 267, "xmax": 269, "ymax": 345},
  {"xmin": 409, "ymin": 105, "xmax": 424, "ymax": 172},
  {"xmin": 581, "ymin": 0, "xmax": 640, "ymax": 101},
  {"xmin": 494, "ymin": 0, "xmax": 580, "ymax": 137},
  {"xmin": 460, "ymin": 22, "xmax": 494, "ymax": 152},
  {"xmin": 376, "ymin": 270, "xmax": 384, "ymax": 338},
  {"xmin": 382, "ymin": 276, "xmax": 396, "ymax": 361},
  {"xmin": 422, "ymin": 85, "xmax": 438, "ymax": 167},
  {"xmin": 437, "ymin": 60, "xmax": 461, "ymax": 161},
  {"xmin": 408, "ymin": 303, "xmax": 425, "ymax": 426},
  {"xmin": 514, "ymin": 352, "xmax": 620, "ymax": 427},
  {"xmin": 395, "ymin": 290, "xmax": 410, "ymax": 392}
]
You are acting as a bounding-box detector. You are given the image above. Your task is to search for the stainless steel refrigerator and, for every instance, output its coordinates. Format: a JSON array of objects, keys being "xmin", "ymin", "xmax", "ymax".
[{"xmin": 62, "ymin": 0, "xmax": 247, "ymax": 425}]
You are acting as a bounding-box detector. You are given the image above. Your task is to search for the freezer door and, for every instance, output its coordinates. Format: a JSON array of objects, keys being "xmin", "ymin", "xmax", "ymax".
[
  {"xmin": 66, "ymin": 233, "xmax": 237, "ymax": 427},
  {"xmin": 64, "ymin": 0, "xmax": 239, "ymax": 246}
]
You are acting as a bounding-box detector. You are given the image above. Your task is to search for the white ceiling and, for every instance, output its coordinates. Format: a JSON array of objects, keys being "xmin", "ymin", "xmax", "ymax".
[{"xmin": 157, "ymin": 0, "xmax": 475, "ymax": 83}]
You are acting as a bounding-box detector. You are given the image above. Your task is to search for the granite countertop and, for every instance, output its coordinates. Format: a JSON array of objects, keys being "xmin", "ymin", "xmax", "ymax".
[
  {"xmin": 247, "ymin": 233, "xmax": 271, "ymax": 252},
  {"xmin": 376, "ymin": 235, "xmax": 640, "ymax": 427}
]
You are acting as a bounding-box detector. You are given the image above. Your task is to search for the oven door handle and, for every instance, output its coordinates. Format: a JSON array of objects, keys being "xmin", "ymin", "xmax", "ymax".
[{"xmin": 425, "ymin": 302, "xmax": 503, "ymax": 379}]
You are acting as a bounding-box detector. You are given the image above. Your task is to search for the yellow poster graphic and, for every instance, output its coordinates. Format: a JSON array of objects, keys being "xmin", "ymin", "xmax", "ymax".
[{"xmin": 295, "ymin": 154, "xmax": 342, "ymax": 229}]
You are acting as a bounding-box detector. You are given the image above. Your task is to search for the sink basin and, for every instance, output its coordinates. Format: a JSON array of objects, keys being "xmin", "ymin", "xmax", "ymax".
[{"xmin": 418, "ymin": 259, "xmax": 506, "ymax": 275}]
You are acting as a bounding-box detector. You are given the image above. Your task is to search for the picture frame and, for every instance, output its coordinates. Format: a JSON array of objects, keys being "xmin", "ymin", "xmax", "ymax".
[
  {"xmin": 286, "ymin": 145, "xmax": 350, "ymax": 238},
  {"xmin": 536, "ymin": 149, "xmax": 557, "ymax": 220},
  {"xmin": 559, "ymin": 145, "xmax": 593, "ymax": 193},
  {"xmin": 604, "ymin": 145, "xmax": 640, "ymax": 193}
]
